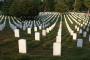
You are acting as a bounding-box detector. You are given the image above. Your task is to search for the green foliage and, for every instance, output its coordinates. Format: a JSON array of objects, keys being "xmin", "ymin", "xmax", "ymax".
[
  {"xmin": 64, "ymin": 0, "xmax": 75, "ymax": 11},
  {"xmin": 46, "ymin": 0, "xmax": 55, "ymax": 11},
  {"xmin": 83, "ymin": 0, "xmax": 90, "ymax": 10},
  {"xmin": 8, "ymin": 0, "xmax": 33, "ymax": 16},
  {"xmin": 55, "ymin": 0, "xmax": 68, "ymax": 13},
  {"xmin": 0, "ymin": 2, "xmax": 4, "ymax": 9},
  {"xmin": 74, "ymin": 0, "xmax": 82, "ymax": 11},
  {"xmin": 1, "ymin": 0, "xmax": 40, "ymax": 17},
  {"xmin": 0, "ymin": 0, "xmax": 90, "ymax": 15}
]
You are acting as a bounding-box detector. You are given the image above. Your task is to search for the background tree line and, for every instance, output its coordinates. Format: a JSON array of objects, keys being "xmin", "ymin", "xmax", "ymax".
[{"xmin": 0, "ymin": 0, "xmax": 90, "ymax": 17}]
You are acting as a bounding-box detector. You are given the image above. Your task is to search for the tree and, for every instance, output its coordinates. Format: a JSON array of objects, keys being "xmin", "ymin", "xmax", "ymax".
[
  {"xmin": 46, "ymin": 0, "xmax": 55, "ymax": 11},
  {"xmin": 84, "ymin": 0, "xmax": 90, "ymax": 11},
  {"xmin": 74, "ymin": 0, "xmax": 82, "ymax": 11},
  {"xmin": 1, "ymin": 0, "xmax": 44, "ymax": 20},
  {"xmin": 8, "ymin": 0, "xmax": 33, "ymax": 16},
  {"xmin": 0, "ymin": 0, "xmax": 40, "ymax": 19},
  {"xmin": 0, "ymin": 1, "xmax": 4, "ymax": 9},
  {"xmin": 64, "ymin": 0, "xmax": 75, "ymax": 11},
  {"xmin": 55, "ymin": 0, "xmax": 68, "ymax": 13},
  {"xmin": 1, "ymin": 0, "xmax": 15, "ymax": 15}
]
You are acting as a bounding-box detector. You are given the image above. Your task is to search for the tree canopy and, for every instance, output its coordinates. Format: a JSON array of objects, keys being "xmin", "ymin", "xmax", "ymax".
[
  {"xmin": 84, "ymin": 0, "xmax": 90, "ymax": 10},
  {"xmin": 0, "ymin": 0, "xmax": 90, "ymax": 17}
]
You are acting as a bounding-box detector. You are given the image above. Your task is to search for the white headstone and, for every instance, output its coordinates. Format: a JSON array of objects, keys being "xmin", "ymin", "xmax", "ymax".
[
  {"xmin": 77, "ymin": 27, "xmax": 79, "ymax": 32},
  {"xmin": 42, "ymin": 30, "xmax": 46, "ymax": 36},
  {"xmin": 34, "ymin": 27, "xmax": 37, "ymax": 32},
  {"xmin": 53, "ymin": 42, "xmax": 61, "ymax": 56},
  {"xmin": 56, "ymin": 36, "xmax": 61, "ymax": 43},
  {"xmin": 14, "ymin": 29, "xmax": 19, "ymax": 37},
  {"xmin": 85, "ymin": 23, "xmax": 87, "ymax": 26},
  {"xmin": 86, "ymin": 27, "xmax": 89, "ymax": 32},
  {"xmin": 75, "ymin": 25, "xmax": 77, "ymax": 29},
  {"xmin": 79, "ymin": 29, "xmax": 82, "ymax": 34},
  {"xmin": 77, "ymin": 39, "xmax": 83, "ymax": 48},
  {"xmin": 46, "ymin": 28, "xmax": 49, "ymax": 33},
  {"xmin": 70, "ymin": 30, "xmax": 74, "ymax": 36},
  {"xmin": 83, "ymin": 31, "xmax": 87, "ymax": 37},
  {"xmin": 18, "ymin": 39, "xmax": 27, "ymax": 53},
  {"xmin": 39, "ymin": 26, "xmax": 42, "ymax": 30},
  {"xmin": 49, "ymin": 26, "xmax": 52, "ymax": 31},
  {"xmin": 80, "ymin": 24, "xmax": 83, "ymax": 27},
  {"xmin": 73, "ymin": 33, "xmax": 77, "ymax": 40},
  {"xmin": 27, "ymin": 28, "xmax": 31, "ymax": 34},
  {"xmin": 35, "ymin": 32, "xmax": 40, "ymax": 41},
  {"xmin": 58, "ymin": 28, "xmax": 62, "ymax": 35}
]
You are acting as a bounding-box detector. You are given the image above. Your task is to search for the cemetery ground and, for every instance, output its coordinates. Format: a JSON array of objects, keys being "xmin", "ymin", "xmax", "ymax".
[{"xmin": 0, "ymin": 12, "xmax": 90, "ymax": 60}]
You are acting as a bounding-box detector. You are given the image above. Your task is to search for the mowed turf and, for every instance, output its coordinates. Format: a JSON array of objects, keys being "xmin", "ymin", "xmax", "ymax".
[{"xmin": 0, "ymin": 14, "xmax": 90, "ymax": 60}]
